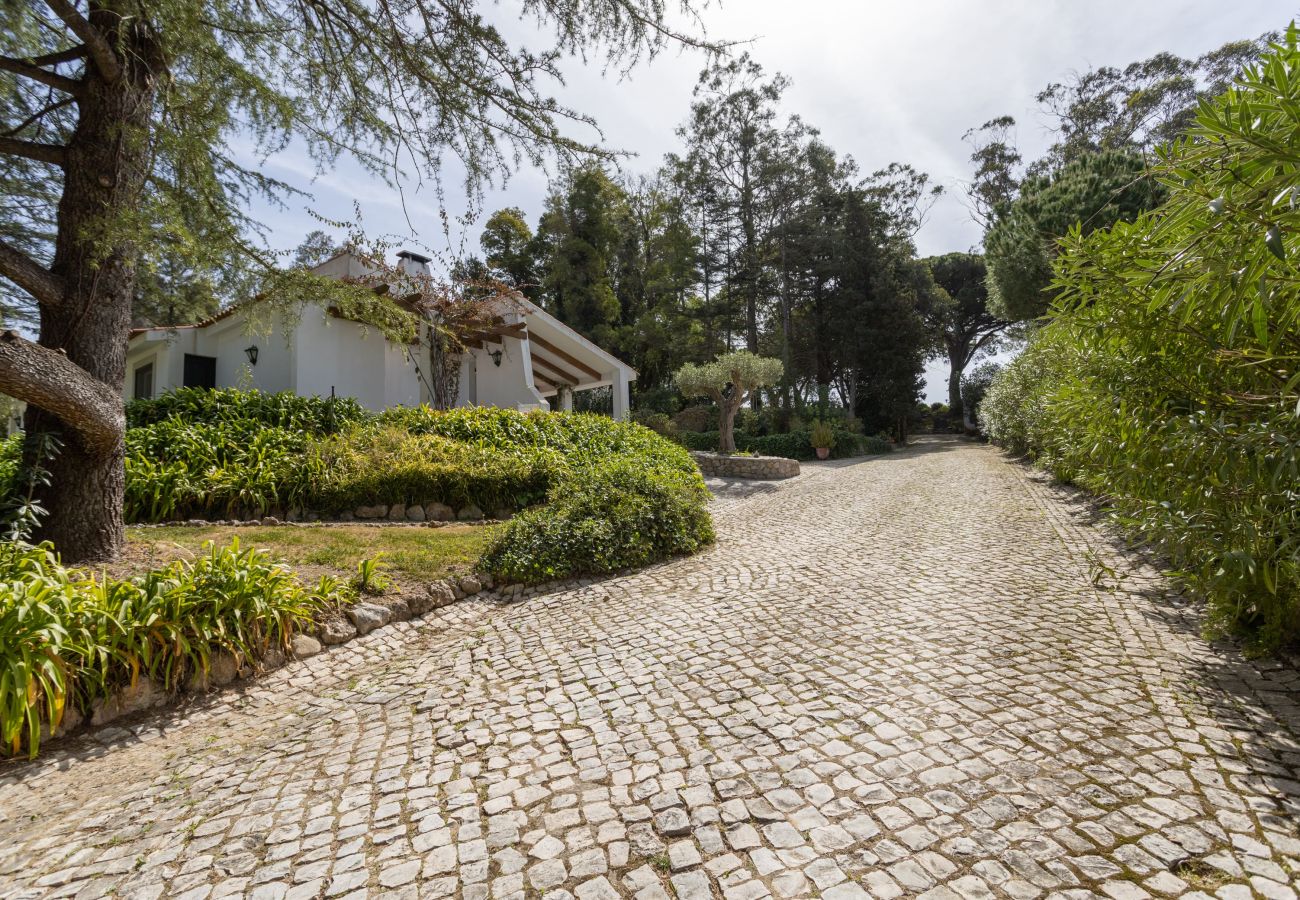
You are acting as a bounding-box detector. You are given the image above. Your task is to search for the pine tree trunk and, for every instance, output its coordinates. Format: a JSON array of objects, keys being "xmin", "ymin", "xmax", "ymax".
[
  {"xmin": 23, "ymin": 16, "xmax": 161, "ymax": 562},
  {"xmin": 947, "ymin": 366, "xmax": 964, "ymax": 425}
]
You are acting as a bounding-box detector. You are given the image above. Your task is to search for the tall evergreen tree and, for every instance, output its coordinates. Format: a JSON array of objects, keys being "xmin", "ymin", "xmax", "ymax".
[
  {"xmin": 479, "ymin": 208, "xmax": 538, "ymax": 296},
  {"xmin": 984, "ymin": 151, "xmax": 1165, "ymax": 320},
  {"xmin": 917, "ymin": 253, "xmax": 1008, "ymax": 423},
  {"xmin": 678, "ymin": 53, "xmax": 789, "ymax": 355},
  {"xmin": 534, "ymin": 165, "xmax": 628, "ymax": 345}
]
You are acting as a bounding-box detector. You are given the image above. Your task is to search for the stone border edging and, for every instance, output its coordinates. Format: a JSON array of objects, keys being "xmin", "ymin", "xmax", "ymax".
[
  {"xmin": 131, "ymin": 500, "xmax": 511, "ymax": 529},
  {"xmin": 691, "ymin": 451, "xmax": 800, "ymax": 480},
  {"xmin": 39, "ymin": 571, "xmax": 565, "ymax": 749}
]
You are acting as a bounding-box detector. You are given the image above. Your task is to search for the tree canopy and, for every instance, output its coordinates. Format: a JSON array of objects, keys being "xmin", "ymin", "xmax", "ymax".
[
  {"xmin": 676, "ymin": 351, "xmax": 783, "ymax": 452},
  {"xmin": 984, "ymin": 151, "xmax": 1166, "ymax": 320}
]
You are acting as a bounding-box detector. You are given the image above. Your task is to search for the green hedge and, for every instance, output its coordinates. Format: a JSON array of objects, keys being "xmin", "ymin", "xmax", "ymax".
[
  {"xmin": 120, "ymin": 395, "xmax": 705, "ymax": 523},
  {"xmin": 127, "ymin": 386, "xmax": 367, "ymax": 432},
  {"xmin": 981, "ymin": 29, "xmax": 1300, "ymax": 650},
  {"xmin": 313, "ymin": 426, "xmax": 557, "ymax": 514},
  {"xmin": 676, "ymin": 428, "xmax": 888, "ymax": 459},
  {"xmin": 0, "ymin": 540, "xmax": 347, "ymax": 757}
]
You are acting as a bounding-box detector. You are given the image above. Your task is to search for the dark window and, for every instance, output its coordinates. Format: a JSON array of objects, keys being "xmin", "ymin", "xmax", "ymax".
[
  {"xmin": 183, "ymin": 354, "xmax": 217, "ymax": 389},
  {"xmin": 133, "ymin": 363, "xmax": 154, "ymax": 400}
]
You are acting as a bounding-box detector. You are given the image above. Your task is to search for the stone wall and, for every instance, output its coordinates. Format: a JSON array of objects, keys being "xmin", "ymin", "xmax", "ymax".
[{"xmin": 691, "ymin": 451, "xmax": 799, "ymax": 480}]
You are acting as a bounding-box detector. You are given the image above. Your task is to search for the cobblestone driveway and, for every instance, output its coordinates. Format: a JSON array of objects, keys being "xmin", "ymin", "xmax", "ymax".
[{"xmin": 2, "ymin": 437, "xmax": 1299, "ymax": 900}]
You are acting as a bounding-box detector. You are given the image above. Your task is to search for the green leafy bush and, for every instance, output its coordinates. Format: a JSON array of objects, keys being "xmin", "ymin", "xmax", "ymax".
[
  {"xmin": 378, "ymin": 405, "xmax": 694, "ymax": 473},
  {"xmin": 631, "ymin": 410, "xmax": 680, "ymax": 440},
  {"xmin": 0, "ymin": 540, "xmax": 347, "ymax": 757},
  {"xmin": 125, "ymin": 420, "xmax": 324, "ymax": 521},
  {"xmin": 0, "ymin": 434, "xmax": 19, "ymax": 499},
  {"xmin": 127, "ymin": 387, "xmax": 367, "ymax": 433},
  {"xmin": 982, "ymin": 28, "xmax": 1300, "ymax": 649},
  {"xmin": 313, "ymin": 426, "xmax": 557, "ymax": 513},
  {"xmin": 480, "ymin": 459, "xmax": 715, "ymax": 583},
  {"xmin": 671, "ymin": 404, "xmax": 716, "ymax": 433},
  {"xmin": 117, "ymin": 392, "xmax": 715, "ymax": 584}
]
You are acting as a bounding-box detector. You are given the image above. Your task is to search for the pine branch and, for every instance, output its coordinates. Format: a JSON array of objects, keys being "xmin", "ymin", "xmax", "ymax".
[
  {"xmin": 27, "ymin": 45, "xmax": 88, "ymax": 67},
  {"xmin": 0, "ymin": 331, "xmax": 123, "ymax": 453},
  {"xmin": 3, "ymin": 97, "xmax": 75, "ymax": 138},
  {"xmin": 42, "ymin": 0, "xmax": 120, "ymax": 83},
  {"xmin": 0, "ymin": 239, "xmax": 65, "ymax": 307},
  {"xmin": 0, "ymin": 136, "xmax": 67, "ymax": 166},
  {"xmin": 0, "ymin": 55, "xmax": 83, "ymax": 94}
]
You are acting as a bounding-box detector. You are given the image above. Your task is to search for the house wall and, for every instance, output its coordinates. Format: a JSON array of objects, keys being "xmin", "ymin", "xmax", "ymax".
[
  {"xmin": 292, "ymin": 307, "xmax": 420, "ymax": 411},
  {"xmin": 122, "ymin": 262, "xmax": 634, "ymax": 416},
  {"xmin": 210, "ymin": 310, "xmax": 292, "ymax": 393},
  {"xmin": 124, "ymin": 303, "xmax": 421, "ymax": 410},
  {"xmin": 470, "ymin": 337, "xmax": 547, "ymax": 411}
]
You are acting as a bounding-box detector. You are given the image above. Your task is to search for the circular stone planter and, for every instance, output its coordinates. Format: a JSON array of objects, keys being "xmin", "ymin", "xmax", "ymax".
[{"xmin": 690, "ymin": 451, "xmax": 800, "ymax": 480}]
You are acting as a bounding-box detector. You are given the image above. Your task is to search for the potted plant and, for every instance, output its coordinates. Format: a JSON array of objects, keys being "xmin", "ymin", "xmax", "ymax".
[{"xmin": 810, "ymin": 420, "xmax": 835, "ymax": 460}]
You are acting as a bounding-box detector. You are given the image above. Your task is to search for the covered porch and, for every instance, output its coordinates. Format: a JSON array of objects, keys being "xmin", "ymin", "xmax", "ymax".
[{"xmin": 457, "ymin": 295, "xmax": 636, "ymax": 418}]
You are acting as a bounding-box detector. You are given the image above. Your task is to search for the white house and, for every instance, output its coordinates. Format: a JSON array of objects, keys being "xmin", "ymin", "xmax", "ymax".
[{"xmin": 124, "ymin": 250, "xmax": 636, "ymax": 416}]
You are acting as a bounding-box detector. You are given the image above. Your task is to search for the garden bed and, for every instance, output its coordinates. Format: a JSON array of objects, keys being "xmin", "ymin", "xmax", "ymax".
[{"xmin": 691, "ymin": 451, "xmax": 800, "ymax": 480}]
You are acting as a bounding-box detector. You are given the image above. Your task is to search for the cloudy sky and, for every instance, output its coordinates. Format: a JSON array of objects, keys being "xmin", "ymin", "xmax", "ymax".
[{"xmin": 245, "ymin": 0, "xmax": 1289, "ymax": 400}]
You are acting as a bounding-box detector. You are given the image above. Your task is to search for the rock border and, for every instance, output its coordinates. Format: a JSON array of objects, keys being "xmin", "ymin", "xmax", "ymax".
[
  {"xmin": 130, "ymin": 501, "xmax": 512, "ymax": 529},
  {"xmin": 39, "ymin": 571, "xmax": 551, "ymax": 749},
  {"xmin": 691, "ymin": 451, "xmax": 800, "ymax": 480}
]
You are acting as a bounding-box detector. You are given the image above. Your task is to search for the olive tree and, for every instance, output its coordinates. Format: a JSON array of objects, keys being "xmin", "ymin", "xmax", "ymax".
[
  {"xmin": 675, "ymin": 351, "xmax": 782, "ymax": 452},
  {"xmin": 0, "ymin": 0, "xmax": 718, "ymax": 562}
]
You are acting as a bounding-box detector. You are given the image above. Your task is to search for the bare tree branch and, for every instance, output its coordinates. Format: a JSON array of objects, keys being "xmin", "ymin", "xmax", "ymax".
[
  {"xmin": 0, "ymin": 55, "xmax": 83, "ymax": 94},
  {"xmin": 0, "ymin": 135, "xmax": 67, "ymax": 166},
  {"xmin": 0, "ymin": 331, "xmax": 123, "ymax": 453},
  {"xmin": 42, "ymin": 0, "xmax": 120, "ymax": 82},
  {"xmin": 0, "ymin": 239, "xmax": 64, "ymax": 307}
]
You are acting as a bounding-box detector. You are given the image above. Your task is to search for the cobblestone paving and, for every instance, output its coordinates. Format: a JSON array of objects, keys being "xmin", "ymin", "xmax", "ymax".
[{"xmin": 2, "ymin": 436, "xmax": 1299, "ymax": 900}]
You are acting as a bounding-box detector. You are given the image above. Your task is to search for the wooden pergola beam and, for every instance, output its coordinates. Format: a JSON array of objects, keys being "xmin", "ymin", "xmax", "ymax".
[
  {"xmin": 530, "ymin": 352, "xmax": 581, "ymax": 388},
  {"xmin": 528, "ymin": 332, "xmax": 602, "ymax": 381}
]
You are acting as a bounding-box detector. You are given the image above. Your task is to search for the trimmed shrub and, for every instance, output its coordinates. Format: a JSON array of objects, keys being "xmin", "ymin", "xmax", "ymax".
[
  {"xmin": 0, "ymin": 540, "xmax": 347, "ymax": 757},
  {"xmin": 117, "ymin": 392, "xmax": 716, "ymax": 584},
  {"xmin": 313, "ymin": 426, "xmax": 557, "ymax": 513},
  {"xmin": 378, "ymin": 405, "xmax": 696, "ymax": 474},
  {"xmin": 631, "ymin": 410, "xmax": 680, "ymax": 441},
  {"xmin": 480, "ymin": 459, "xmax": 715, "ymax": 583},
  {"xmin": 672, "ymin": 404, "xmax": 716, "ymax": 432}
]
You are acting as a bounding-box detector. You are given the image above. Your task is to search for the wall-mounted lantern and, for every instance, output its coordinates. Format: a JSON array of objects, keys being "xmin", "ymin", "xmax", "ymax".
[
  {"xmin": 244, "ymin": 345, "xmax": 259, "ymax": 366},
  {"xmin": 490, "ymin": 348, "xmax": 503, "ymax": 367}
]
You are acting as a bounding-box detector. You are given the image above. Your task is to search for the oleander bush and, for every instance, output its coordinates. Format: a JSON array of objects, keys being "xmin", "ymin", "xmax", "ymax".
[
  {"xmin": 981, "ymin": 28, "xmax": 1300, "ymax": 650},
  {"xmin": 0, "ymin": 539, "xmax": 348, "ymax": 757}
]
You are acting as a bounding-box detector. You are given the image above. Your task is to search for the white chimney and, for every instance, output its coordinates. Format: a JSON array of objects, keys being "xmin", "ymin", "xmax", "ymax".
[{"xmin": 396, "ymin": 250, "xmax": 431, "ymax": 276}]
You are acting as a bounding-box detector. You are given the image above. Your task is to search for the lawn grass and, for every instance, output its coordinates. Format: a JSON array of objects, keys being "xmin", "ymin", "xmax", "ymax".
[{"xmin": 126, "ymin": 524, "xmax": 492, "ymax": 585}]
